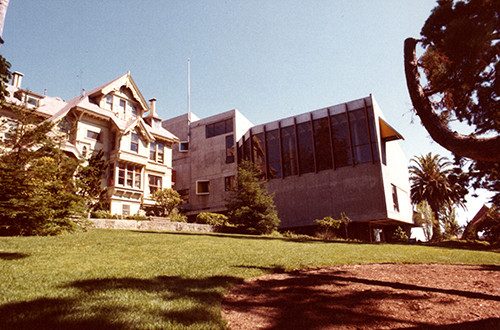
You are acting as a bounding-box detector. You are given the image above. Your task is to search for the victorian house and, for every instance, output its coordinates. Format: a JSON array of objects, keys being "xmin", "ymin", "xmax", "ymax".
[{"xmin": 2, "ymin": 71, "xmax": 178, "ymax": 216}]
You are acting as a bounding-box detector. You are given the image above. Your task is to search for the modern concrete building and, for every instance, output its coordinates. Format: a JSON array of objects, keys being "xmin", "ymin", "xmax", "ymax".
[
  {"xmin": 164, "ymin": 95, "xmax": 413, "ymax": 241},
  {"xmin": 1, "ymin": 72, "xmax": 178, "ymax": 216}
]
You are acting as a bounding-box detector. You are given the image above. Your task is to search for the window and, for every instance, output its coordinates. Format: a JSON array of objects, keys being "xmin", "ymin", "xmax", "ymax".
[
  {"xmin": 130, "ymin": 133, "xmax": 139, "ymax": 153},
  {"xmin": 122, "ymin": 204, "xmax": 130, "ymax": 217},
  {"xmin": 331, "ymin": 113, "xmax": 352, "ymax": 168},
  {"xmin": 26, "ymin": 95, "xmax": 40, "ymax": 107},
  {"xmin": 149, "ymin": 142, "xmax": 164, "ymax": 163},
  {"xmin": 117, "ymin": 163, "xmax": 142, "ymax": 188},
  {"xmin": 119, "ymin": 99, "xmax": 126, "ymax": 118},
  {"xmin": 225, "ymin": 176, "xmax": 235, "ymax": 191},
  {"xmin": 265, "ymin": 129, "xmax": 281, "ymax": 179},
  {"xmin": 131, "ymin": 104, "xmax": 138, "ymax": 118},
  {"xmin": 252, "ymin": 133, "xmax": 266, "ymax": 176},
  {"xmin": 134, "ymin": 167, "xmax": 141, "ymax": 188},
  {"xmin": 313, "ymin": 118, "xmax": 333, "ymax": 171},
  {"xmin": 226, "ymin": 135, "xmax": 235, "ymax": 163},
  {"xmin": 82, "ymin": 146, "xmax": 87, "ymax": 157},
  {"xmin": 87, "ymin": 129, "xmax": 101, "ymax": 141},
  {"xmin": 149, "ymin": 142, "xmax": 156, "ymax": 161},
  {"xmin": 148, "ymin": 175, "xmax": 162, "ymax": 194},
  {"xmin": 109, "ymin": 165, "xmax": 114, "ymax": 186},
  {"xmin": 392, "ymin": 184, "xmax": 400, "ymax": 212},
  {"xmin": 157, "ymin": 143, "xmax": 164, "ymax": 163},
  {"xmin": 105, "ymin": 95, "xmax": 113, "ymax": 110},
  {"xmin": 349, "ymin": 109, "xmax": 372, "ymax": 164},
  {"xmin": 179, "ymin": 141, "xmax": 189, "ymax": 152},
  {"xmin": 281, "ymin": 125, "xmax": 298, "ymax": 177},
  {"xmin": 205, "ymin": 118, "xmax": 233, "ymax": 138},
  {"xmin": 297, "ymin": 121, "xmax": 314, "ymax": 174},
  {"xmin": 196, "ymin": 180, "xmax": 210, "ymax": 195}
]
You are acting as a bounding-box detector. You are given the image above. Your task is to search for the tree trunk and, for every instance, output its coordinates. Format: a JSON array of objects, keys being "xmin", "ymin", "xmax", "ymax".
[
  {"xmin": 404, "ymin": 38, "xmax": 500, "ymax": 163},
  {"xmin": 0, "ymin": 0, "xmax": 9, "ymax": 42}
]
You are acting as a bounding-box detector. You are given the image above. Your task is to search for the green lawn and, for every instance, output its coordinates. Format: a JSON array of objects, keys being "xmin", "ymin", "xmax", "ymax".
[{"xmin": 0, "ymin": 229, "xmax": 498, "ymax": 329}]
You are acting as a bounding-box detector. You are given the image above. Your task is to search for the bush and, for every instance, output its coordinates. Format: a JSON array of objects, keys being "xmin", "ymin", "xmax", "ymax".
[
  {"xmin": 392, "ymin": 226, "xmax": 409, "ymax": 243},
  {"xmin": 196, "ymin": 212, "xmax": 228, "ymax": 226},
  {"xmin": 125, "ymin": 214, "xmax": 149, "ymax": 220},
  {"xmin": 314, "ymin": 216, "xmax": 341, "ymax": 240},
  {"xmin": 169, "ymin": 208, "xmax": 187, "ymax": 223},
  {"xmin": 90, "ymin": 210, "xmax": 113, "ymax": 219}
]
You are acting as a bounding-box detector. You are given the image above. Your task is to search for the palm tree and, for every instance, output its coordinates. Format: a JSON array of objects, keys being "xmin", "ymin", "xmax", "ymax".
[{"xmin": 409, "ymin": 153, "xmax": 466, "ymax": 241}]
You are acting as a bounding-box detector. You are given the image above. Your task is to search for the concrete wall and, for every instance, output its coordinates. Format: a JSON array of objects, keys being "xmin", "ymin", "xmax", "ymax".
[{"xmin": 267, "ymin": 163, "xmax": 387, "ymax": 228}]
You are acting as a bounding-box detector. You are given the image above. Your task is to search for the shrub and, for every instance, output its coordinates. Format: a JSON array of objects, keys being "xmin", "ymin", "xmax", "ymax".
[
  {"xmin": 169, "ymin": 208, "xmax": 187, "ymax": 223},
  {"xmin": 125, "ymin": 214, "xmax": 150, "ymax": 221},
  {"xmin": 314, "ymin": 216, "xmax": 341, "ymax": 240},
  {"xmin": 392, "ymin": 226, "xmax": 409, "ymax": 243},
  {"xmin": 90, "ymin": 210, "xmax": 113, "ymax": 219},
  {"xmin": 196, "ymin": 212, "xmax": 228, "ymax": 226}
]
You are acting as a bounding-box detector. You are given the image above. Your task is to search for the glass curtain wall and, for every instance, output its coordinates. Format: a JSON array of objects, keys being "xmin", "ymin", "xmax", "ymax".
[{"xmin": 238, "ymin": 105, "xmax": 378, "ymax": 180}]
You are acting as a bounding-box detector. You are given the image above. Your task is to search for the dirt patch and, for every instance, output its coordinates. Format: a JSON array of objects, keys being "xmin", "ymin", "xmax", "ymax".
[{"xmin": 222, "ymin": 264, "xmax": 500, "ymax": 329}]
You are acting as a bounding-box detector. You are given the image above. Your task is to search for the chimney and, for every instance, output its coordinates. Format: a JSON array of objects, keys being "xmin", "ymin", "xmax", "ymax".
[
  {"xmin": 149, "ymin": 98, "xmax": 157, "ymax": 117},
  {"xmin": 12, "ymin": 71, "xmax": 23, "ymax": 88}
]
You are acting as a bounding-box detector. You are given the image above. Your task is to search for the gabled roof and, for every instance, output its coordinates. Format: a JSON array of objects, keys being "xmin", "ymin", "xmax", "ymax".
[{"xmin": 86, "ymin": 72, "xmax": 150, "ymax": 112}]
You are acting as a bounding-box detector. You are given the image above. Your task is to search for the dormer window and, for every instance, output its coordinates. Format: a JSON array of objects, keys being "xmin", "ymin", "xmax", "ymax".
[
  {"xmin": 119, "ymin": 99, "xmax": 126, "ymax": 118},
  {"xmin": 105, "ymin": 95, "xmax": 113, "ymax": 110},
  {"xmin": 131, "ymin": 105, "xmax": 138, "ymax": 118},
  {"xmin": 26, "ymin": 95, "xmax": 40, "ymax": 107}
]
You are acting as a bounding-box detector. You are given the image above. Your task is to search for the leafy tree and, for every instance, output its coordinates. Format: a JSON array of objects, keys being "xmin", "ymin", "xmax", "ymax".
[
  {"xmin": 0, "ymin": 104, "xmax": 84, "ymax": 235},
  {"xmin": 409, "ymin": 153, "xmax": 466, "ymax": 240},
  {"xmin": 339, "ymin": 212, "xmax": 352, "ymax": 239},
  {"xmin": 404, "ymin": 0, "xmax": 500, "ymax": 203},
  {"xmin": 413, "ymin": 200, "xmax": 435, "ymax": 241},
  {"xmin": 226, "ymin": 160, "xmax": 280, "ymax": 234},
  {"xmin": 440, "ymin": 204, "xmax": 462, "ymax": 239},
  {"xmin": 150, "ymin": 188, "xmax": 182, "ymax": 217},
  {"xmin": 76, "ymin": 149, "xmax": 108, "ymax": 212}
]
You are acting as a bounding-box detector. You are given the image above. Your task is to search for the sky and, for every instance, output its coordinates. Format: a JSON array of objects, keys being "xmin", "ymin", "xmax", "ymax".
[{"xmin": 1, "ymin": 0, "xmax": 493, "ymax": 225}]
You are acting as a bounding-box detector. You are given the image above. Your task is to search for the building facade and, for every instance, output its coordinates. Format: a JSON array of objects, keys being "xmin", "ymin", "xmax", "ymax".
[
  {"xmin": 1, "ymin": 72, "xmax": 178, "ymax": 216},
  {"xmin": 164, "ymin": 95, "xmax": 413, "ymax": 241}
]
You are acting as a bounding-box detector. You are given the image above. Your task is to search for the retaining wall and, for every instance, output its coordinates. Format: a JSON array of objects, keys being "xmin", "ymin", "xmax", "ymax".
[{"xmin": 88, "ymin": 218, "xmax": 216, "ymax": 233}]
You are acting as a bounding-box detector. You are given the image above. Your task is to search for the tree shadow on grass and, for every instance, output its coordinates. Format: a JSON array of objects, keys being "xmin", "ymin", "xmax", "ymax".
[
  {"xmin": 0, "ymin": 275, "xmax": 243, "ymax": 329},
  {"xmin": 222, "ymin": 267, "xmax": 500, "ymax": 329},
  {"xmin": 0, "ymin": 252, "xmax": 29, "ymax": 260}
]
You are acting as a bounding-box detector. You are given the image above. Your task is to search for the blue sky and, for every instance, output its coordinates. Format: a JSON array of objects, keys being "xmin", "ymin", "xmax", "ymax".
[{"xmin": 1, "ymin": 0, "xmax": 492, "ymax": 223}]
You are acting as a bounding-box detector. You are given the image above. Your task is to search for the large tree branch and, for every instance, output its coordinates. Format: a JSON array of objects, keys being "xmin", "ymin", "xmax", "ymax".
[{"xmin": 404, "ymin": 38, "xmax": 500, "ymax": 162}]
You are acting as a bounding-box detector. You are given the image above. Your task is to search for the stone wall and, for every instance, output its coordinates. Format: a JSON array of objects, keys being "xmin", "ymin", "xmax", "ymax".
[{"xmin": 88, "ymin": 218, "xmax": 216, "ymax": 233}]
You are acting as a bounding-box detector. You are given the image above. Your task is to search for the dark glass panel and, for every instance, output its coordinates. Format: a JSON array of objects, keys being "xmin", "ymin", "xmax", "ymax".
[
  {"xmin": 206, "ymin": 124, "xmax": 214, "ymax": 138},
  {"xmin": 225, "ymin": 118, "xmax": 234, "ymax": 133},
  {"xmin": 214, "ymin": 121, "xmax": 226, "ymax": 136},
  {"xmin": 297, "ymin": 121, "xmax": 314, "ymax": 174},
  {"xmin": 226, "ymin": 135, "xmax": 235, "ymax": 163},
  {"xmin": 265, "ymin": 129, "xmax": 281, "ymax": 179},
  {"xmin": 281, "ymin": 125, "xmax": 298, "ymax": 177},
  {"xmin": 349, "ymin": 109, "xmax": 369, "ymax": 146},
  {"xmin": 331, "ymin": 113, "xmax": 352, "ymax": 167},
  {"xmin": 243, "ymin": 137, "xmax": 251, "ymax": 161},
  {"xmin": 237, "ymin": 143, "xmax": 243, "ymax": 164},
  {"xmin": 313, "ymin": 118, "xmax": 333, "ymax": 171},
  {"xmin": 252, "ymin": 133, "xmax": 266, "ymax": 174}
]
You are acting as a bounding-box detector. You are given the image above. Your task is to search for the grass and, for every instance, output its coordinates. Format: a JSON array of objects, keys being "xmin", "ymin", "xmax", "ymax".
[{"xmin": 0, "ymin": 229, "xmax": 498, "ymax": 329}]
